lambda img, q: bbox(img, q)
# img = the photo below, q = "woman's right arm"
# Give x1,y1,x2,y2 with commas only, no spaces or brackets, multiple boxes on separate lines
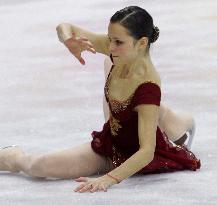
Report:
56,23,110,56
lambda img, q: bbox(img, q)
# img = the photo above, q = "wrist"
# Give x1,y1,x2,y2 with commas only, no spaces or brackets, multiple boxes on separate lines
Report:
103,175,117,185
56,24,73,43
59,33,72,44
106,173,121,184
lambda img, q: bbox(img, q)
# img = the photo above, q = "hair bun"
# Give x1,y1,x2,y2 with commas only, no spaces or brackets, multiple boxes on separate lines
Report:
150,26,160,43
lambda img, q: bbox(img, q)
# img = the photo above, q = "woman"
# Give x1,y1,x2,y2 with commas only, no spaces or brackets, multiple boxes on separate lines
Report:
0,6,200,193
103,56,195,146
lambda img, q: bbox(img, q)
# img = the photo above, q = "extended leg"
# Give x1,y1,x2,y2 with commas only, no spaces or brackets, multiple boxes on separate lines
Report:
0,142,114,179
158,104,195,142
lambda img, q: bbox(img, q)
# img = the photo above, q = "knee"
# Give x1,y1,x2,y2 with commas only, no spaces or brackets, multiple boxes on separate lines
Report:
158,104,169,129
27,155,49,178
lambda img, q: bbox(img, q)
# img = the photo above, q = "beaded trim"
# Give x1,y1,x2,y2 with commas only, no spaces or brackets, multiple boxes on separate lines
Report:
111,145,126,168
109,111,122,136
105,66,134,113
109,95,133,113
105,65,156,113
105,65,157,136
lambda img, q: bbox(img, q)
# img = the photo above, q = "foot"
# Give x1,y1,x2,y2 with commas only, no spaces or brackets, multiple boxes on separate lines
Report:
174,134,188,146
0,145,24,173
174,119,196,150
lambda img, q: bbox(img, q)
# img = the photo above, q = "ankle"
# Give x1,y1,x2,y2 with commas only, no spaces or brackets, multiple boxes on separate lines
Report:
0,147,24,173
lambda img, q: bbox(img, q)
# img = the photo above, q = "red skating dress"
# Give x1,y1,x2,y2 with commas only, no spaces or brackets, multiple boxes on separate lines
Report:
91,57,201,175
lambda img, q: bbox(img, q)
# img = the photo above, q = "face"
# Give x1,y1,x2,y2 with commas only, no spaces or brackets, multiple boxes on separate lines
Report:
108,22,139,66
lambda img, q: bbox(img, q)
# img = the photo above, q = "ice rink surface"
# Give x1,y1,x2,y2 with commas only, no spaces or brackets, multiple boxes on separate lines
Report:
0,0,216,204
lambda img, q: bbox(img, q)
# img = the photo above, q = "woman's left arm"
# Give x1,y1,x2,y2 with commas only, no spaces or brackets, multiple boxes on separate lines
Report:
74,104,159,193
103,104,159,181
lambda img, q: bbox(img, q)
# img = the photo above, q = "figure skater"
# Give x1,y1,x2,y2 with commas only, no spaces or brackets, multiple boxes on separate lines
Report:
0,6,200,193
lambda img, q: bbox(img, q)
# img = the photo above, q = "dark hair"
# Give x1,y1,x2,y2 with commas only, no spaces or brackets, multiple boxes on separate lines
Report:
110,6,159,50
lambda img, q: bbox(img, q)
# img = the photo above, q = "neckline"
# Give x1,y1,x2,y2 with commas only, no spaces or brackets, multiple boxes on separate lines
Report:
109,54,133,80
106,64,159,103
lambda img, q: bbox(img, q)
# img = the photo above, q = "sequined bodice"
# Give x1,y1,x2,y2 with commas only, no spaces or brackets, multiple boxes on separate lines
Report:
105,64,156,113
104,63,158,136
105,65,134,113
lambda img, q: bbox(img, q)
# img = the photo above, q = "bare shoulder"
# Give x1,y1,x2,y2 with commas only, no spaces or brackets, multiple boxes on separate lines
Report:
133,67,161,113
134,66,161,88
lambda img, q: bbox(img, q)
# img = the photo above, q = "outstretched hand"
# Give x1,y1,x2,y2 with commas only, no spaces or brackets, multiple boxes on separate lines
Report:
74,176,116,193
64,32,96,65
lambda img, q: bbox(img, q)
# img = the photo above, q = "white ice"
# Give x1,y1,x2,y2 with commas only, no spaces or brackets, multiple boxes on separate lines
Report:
0,0,216,204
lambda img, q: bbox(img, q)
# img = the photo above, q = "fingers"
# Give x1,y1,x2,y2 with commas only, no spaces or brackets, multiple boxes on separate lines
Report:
83,40,93,47
71,34,93,47
90,185,98,193
74,183,92,193
90,185,107,193
65,33,96,65
86,46,96,54
74,184,107,193
72,53,85,65
75,36,96,54
79,40,96,54
68,50,85,65
74,183,86,192
79,36,88,41
77,56,85,65
74,177,108,193
85,42,96,52
101,185,108,192
67,43,95,65
79,184,93,193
